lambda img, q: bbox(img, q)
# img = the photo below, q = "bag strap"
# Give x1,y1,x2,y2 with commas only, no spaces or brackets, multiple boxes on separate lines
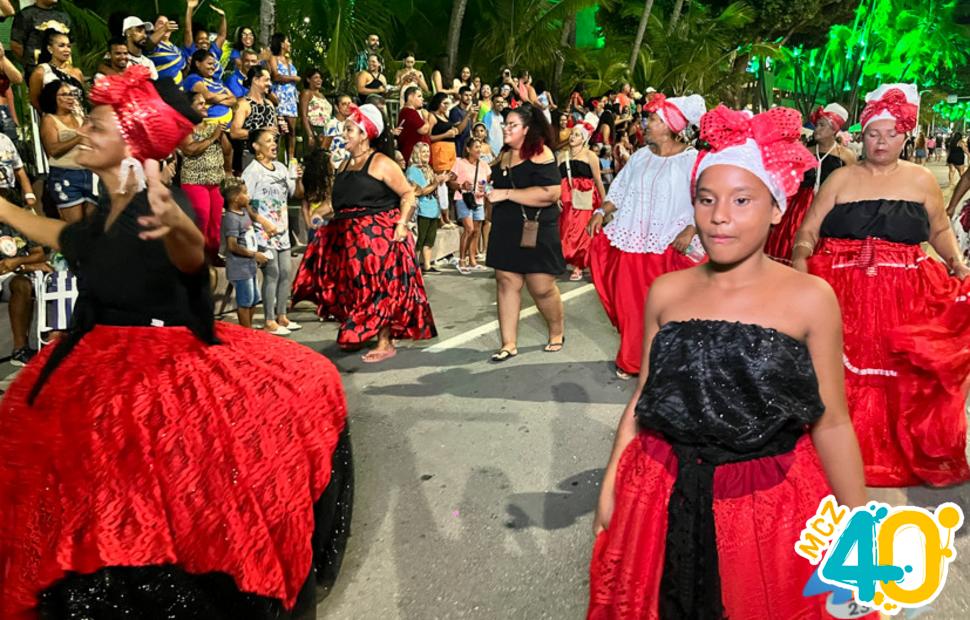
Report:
564,150,573,185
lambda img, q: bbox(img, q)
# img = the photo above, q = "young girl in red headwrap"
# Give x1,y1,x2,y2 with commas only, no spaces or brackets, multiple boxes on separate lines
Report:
0,66,352,619
588,105,869,619
793,84,970,487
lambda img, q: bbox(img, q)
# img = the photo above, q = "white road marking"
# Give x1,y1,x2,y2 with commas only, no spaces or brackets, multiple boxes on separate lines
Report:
424,283,596,353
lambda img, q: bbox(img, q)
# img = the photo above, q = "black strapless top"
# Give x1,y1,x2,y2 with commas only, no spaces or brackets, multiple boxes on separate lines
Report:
559,158,594,180
820,199,929,244
636,320,823,620
332,151,400,220
801,153,846,189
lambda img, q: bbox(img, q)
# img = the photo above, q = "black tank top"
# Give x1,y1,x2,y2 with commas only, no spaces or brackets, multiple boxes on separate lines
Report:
332,151,400,220
819,199,930,244
559,158,594,180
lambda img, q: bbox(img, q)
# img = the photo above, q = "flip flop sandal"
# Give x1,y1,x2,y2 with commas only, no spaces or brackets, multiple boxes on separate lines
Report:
361,348,397,363
490,348,518,362
569,271,583,281
544,337,565,353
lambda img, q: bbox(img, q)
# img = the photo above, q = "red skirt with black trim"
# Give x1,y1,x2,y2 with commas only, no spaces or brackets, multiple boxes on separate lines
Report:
588,433,836,619
589,234,699,375
559,177,601,269
766,185,815,264
291,209,436,347
0,323,347,618
809,237,970,487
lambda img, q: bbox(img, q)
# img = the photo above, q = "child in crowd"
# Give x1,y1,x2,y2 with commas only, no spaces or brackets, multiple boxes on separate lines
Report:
301,147,334,245
598,145,613,190
220,177,267,329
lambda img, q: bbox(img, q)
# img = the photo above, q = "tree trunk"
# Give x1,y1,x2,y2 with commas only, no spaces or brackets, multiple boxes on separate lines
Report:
668,0,686,31
445,0,470,80
628,0,656,75
259,0,275,47
553,15,576,97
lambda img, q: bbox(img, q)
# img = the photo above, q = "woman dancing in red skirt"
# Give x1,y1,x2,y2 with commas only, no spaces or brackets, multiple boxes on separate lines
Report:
589,104,868,620
588,93,706,379
765,102,856,263
793,83,970,487
0,67,352,619
292,103,436,362
558,120,606,281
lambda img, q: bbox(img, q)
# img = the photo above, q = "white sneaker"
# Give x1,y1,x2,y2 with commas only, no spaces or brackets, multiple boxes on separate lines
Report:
283,321,302,331
267,325,292,336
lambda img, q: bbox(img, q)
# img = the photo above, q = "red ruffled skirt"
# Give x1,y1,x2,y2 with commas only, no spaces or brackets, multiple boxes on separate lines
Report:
588,433,833,619
809,237,970,487
292,210,436,347
0,323,347,618
590,235,699,374
766,185,814,264
559,177,601,269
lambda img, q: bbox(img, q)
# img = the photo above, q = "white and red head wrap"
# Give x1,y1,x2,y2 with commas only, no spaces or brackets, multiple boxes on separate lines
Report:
810,103,849,131
691,105,815,213
573,121,595,144
89,65,196,161
644,93,706,134
348,103,385,140
860,83,919,133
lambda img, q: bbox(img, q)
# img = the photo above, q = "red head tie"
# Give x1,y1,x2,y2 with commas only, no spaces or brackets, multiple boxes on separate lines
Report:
644,93,689,134
860,88,918,133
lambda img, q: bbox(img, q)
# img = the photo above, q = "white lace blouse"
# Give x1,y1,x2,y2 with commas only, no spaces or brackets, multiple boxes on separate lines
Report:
603,147,698,254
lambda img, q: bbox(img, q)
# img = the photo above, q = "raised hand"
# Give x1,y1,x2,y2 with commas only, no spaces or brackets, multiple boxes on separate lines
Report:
138,159,185,240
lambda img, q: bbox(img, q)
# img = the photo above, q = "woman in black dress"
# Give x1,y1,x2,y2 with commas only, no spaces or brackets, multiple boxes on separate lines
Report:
947,131,968,188
0,67,352,619
485,103,564,361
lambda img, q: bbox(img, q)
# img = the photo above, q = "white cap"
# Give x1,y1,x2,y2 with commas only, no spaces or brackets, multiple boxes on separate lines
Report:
695,138,790,212
664,94,706,130
122,17,153,35
822,103,849,125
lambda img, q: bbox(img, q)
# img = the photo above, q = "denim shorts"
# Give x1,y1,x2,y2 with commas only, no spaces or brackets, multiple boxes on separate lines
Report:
232,277,261,308
48,167,97,209
456,198,485,222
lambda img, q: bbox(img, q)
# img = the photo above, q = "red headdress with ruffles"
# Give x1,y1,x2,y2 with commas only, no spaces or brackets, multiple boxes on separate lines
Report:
644,93,689,133
691,105,815,211
810,103,849,132
89,65,197,162
860,84,919,133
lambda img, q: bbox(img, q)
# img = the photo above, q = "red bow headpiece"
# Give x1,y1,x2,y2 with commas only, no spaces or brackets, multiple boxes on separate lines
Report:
691,105,815,210
860,87,918,133
644,93,688,133
89,65,196,162
810,105,847,132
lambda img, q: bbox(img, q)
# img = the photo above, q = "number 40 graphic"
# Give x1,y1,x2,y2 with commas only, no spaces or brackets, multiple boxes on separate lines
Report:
816,501,963,615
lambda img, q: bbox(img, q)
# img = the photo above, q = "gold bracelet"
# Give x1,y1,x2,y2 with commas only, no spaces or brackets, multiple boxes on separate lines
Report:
793,240,815,253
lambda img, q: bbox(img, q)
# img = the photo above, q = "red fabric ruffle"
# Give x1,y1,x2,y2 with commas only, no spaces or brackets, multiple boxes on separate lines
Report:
291,209,436,346
559,177,601,269
765,185,815,264
588,433,837,619
0,323,347,618
589,235,698,374
809,238,970,487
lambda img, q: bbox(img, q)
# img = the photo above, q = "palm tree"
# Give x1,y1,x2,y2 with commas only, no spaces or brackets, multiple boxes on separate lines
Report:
628,0,656,75
668,0,687,30
446,0,470,79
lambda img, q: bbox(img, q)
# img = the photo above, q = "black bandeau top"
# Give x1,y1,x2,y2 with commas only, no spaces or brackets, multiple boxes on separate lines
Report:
820,199,929,245
636,320,823,459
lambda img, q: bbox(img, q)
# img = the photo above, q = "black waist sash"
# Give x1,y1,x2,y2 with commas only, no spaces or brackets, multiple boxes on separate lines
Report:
659,430,803,620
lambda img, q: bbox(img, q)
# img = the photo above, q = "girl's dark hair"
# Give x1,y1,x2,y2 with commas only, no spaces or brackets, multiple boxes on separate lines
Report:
248,127,275,154
38,29,71,65
506,103,555,160
572,83,585,94
270,33,287,56
534,79,547,93
302,67,322,89
188,48,214,75
38,80,67,115
302,148,334,202
233,26,254,52
949,133,963,150
244,65,269,89
428,92,449,113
